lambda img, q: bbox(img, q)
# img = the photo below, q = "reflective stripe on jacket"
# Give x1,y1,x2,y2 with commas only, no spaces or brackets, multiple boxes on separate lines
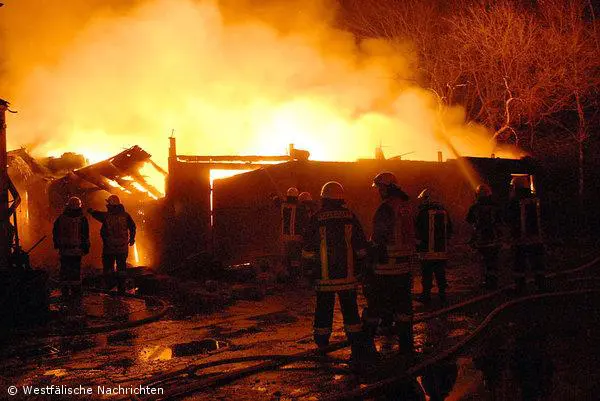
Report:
302,204,368,292
507,194,542,245
416,204,451,260
466,198,503,248
372,196,417,276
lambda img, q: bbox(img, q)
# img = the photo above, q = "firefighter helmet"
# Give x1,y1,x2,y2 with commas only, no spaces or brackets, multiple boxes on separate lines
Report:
320,181,344,200
476,184,492,198
372,172,398,188
66,196,82,210
106,194,121,206
286,187,299,198
417,188,431,201
298,191,312,202
510,174,531,190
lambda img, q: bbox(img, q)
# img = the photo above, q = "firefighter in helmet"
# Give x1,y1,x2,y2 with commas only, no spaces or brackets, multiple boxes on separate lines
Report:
506,174,546,293
415,188,453,304
53,196,90,300
298,191,316,218
88,195,136,293
301,181,372,366
364,172,416,354
466,184,503,289
276,187,304,281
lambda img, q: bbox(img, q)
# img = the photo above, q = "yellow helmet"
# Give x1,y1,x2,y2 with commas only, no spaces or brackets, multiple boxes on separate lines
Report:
320,181,344,200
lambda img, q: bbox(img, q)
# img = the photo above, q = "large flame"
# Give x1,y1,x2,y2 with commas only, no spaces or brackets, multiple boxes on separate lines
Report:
1,0,523,172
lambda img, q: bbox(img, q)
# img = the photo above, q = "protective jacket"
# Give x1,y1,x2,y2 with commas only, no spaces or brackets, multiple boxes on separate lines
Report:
466,196,503,248
371,189,416,275
53,208,90,256
302,200,368,292
506,190,542,245
280,197,303,242
90,204,136,254
415,201,452,260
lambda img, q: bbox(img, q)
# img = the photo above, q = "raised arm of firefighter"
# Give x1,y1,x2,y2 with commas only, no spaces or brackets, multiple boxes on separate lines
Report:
88,208,106,223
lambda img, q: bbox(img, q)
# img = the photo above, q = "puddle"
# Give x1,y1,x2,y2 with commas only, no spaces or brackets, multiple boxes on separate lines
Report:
107,331,137,345
171,339,228,356
43,368,68,378
250,311,298,325
139,339,228,362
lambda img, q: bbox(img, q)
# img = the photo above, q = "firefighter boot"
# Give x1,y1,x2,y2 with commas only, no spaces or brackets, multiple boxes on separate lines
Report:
438,289,447,305
417,292,432,305
483,275,498,290
514,277,526,295
535,274,548,292
60,285,72,303
396,322,415,359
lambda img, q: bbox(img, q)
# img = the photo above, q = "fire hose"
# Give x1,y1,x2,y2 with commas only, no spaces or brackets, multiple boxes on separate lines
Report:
134,253,600,401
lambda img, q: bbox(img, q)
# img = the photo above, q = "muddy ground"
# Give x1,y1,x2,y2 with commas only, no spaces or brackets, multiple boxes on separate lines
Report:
1,242,599,400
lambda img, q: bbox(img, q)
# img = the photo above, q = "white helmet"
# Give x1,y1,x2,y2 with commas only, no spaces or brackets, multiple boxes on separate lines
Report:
298,192,312,202
286,187,299,198
320,181,344,200
66,196,82,209
476,184,492,198
372,171,398,188
106,194,121,206
417,188,431,202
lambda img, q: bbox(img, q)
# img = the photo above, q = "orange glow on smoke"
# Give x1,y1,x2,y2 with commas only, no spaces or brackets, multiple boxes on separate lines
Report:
2,0,525,173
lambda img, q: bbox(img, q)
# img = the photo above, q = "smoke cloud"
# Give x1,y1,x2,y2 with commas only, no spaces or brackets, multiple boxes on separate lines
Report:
1,0,509,167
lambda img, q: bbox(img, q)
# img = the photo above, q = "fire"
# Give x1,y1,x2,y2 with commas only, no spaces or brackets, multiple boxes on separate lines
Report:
2,0,524,169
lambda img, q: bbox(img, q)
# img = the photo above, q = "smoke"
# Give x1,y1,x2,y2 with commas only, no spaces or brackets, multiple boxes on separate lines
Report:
0,0,511,166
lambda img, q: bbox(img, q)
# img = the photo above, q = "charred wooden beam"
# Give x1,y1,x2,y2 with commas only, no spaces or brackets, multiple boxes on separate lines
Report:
177,155,292,163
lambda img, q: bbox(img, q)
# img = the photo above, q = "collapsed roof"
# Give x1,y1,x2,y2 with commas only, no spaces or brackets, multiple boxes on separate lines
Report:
49,145,166,208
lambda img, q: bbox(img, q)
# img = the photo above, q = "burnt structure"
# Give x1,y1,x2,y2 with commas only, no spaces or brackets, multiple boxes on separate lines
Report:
166,138,537,267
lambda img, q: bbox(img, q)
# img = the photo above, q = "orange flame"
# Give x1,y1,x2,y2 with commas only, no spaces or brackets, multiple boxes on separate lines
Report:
2,0,524,175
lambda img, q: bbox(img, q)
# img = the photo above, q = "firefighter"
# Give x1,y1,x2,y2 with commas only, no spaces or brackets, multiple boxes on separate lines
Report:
278,187,303,281
52,196,90,301
506,174,546,293
365,172,416,354
415,188,453,304
88,195,136,293
466,184,503,289
301,181,371,366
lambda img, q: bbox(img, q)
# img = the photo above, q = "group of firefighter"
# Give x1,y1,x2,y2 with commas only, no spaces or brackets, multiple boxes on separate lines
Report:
277,171,546,367
52,194,136,300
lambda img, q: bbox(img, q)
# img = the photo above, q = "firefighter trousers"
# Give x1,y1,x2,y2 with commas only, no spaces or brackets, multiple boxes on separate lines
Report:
313,290,364,353
283,240,302,280
478,246,500,288
103,253,128,291
60,255,82,298
513,243,546,289
421,260,447,296
362,273,413,352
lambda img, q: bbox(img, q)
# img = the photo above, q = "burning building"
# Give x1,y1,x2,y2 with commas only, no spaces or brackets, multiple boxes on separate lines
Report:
165,137,537,269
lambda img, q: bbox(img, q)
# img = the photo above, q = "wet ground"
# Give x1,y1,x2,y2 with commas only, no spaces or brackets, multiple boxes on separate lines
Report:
1,243,599,400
